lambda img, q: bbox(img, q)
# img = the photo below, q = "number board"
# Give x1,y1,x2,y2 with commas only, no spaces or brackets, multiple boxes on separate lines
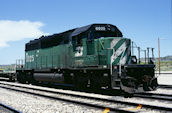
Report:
95,26,106,31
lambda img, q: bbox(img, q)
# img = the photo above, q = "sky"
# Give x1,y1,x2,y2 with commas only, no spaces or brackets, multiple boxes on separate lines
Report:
0,0,171,64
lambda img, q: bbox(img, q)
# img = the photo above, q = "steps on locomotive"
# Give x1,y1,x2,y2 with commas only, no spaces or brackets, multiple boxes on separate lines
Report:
112,86,120,90
114,79,121,87
115,79,120,84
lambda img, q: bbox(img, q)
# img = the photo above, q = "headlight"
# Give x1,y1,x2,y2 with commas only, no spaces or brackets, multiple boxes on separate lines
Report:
114,66,117,70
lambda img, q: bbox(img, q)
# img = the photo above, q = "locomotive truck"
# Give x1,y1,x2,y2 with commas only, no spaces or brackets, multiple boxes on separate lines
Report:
16,23,158,93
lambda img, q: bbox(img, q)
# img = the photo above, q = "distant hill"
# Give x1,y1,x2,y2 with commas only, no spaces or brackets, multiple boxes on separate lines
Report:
0,64,15,71
140,55,172,62
160,55,172,61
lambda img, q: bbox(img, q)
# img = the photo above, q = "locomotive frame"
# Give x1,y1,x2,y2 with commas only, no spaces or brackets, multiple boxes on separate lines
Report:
15,24,158,94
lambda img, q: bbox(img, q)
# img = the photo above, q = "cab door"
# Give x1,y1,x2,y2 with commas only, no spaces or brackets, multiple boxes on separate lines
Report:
85,31,98,66
72,36,84,67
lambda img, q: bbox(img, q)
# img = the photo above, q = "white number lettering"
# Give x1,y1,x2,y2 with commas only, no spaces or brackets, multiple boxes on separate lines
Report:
95,27,106,31
26,53,34,62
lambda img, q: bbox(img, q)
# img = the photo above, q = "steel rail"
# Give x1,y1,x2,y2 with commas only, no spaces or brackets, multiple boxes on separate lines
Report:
0,102,21,113
155,73,172,74
135,92,172,97
134,93,172,102
158,84,172,88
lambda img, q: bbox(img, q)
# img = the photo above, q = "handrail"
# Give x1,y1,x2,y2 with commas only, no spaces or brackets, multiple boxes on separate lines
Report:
98,39,105,49
119,47,127,77
110,46,127,75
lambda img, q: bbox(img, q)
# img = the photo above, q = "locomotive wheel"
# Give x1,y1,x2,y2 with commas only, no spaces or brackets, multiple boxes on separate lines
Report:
9,75,15,82
120,86,133,98
121,90,133,98
124,93,133,98
90,79,101,90
74,79,88,89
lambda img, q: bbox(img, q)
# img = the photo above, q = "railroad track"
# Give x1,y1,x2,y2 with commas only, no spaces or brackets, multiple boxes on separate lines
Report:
155,73,172,75
0,82,135,113
158,84,172,89
0,82,172,112
134,92,172,102
0,102,21,113
136,92,172,97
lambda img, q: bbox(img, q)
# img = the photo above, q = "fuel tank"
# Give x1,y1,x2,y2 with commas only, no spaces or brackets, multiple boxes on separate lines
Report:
33,73,64,83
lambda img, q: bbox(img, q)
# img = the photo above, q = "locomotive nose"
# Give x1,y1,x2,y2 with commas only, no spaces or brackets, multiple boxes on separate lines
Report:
110,38,131,65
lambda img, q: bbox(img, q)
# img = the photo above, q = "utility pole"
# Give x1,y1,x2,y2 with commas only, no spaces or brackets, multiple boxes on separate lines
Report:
158,38,160,74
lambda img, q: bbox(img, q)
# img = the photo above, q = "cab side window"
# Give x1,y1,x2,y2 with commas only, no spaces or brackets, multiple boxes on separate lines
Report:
72,35,83,51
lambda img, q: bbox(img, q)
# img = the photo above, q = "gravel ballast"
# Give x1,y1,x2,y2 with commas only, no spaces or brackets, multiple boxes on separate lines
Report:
0,81,172,113
0,88,102,113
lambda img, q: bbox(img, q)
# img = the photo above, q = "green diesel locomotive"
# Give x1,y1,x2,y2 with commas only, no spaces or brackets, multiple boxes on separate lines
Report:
16,24,158,93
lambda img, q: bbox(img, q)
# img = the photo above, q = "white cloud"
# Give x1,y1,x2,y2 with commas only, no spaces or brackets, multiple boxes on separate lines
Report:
0,20,48,47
